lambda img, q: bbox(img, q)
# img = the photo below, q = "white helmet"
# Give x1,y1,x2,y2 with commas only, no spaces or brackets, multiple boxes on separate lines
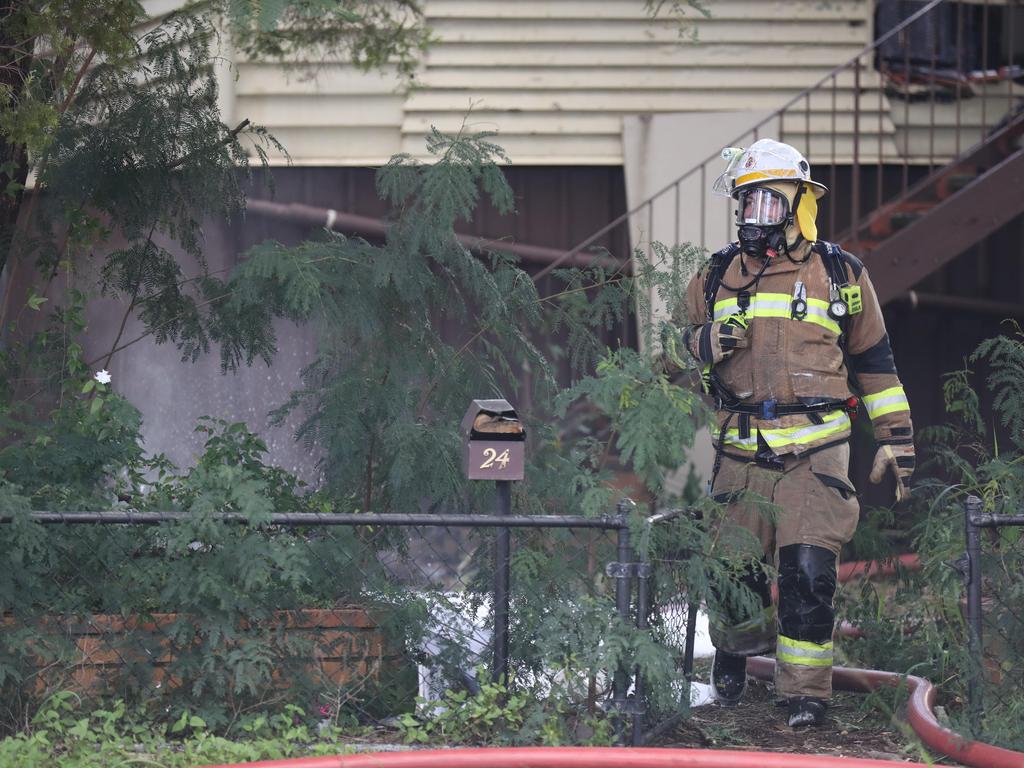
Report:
712,138,828,200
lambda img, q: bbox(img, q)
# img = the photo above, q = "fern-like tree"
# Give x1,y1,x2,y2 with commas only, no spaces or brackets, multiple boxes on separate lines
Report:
1,0,752,734
0,1,429,430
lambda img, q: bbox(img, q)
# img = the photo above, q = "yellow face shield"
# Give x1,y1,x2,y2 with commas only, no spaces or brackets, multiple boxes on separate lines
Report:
795,183,818,242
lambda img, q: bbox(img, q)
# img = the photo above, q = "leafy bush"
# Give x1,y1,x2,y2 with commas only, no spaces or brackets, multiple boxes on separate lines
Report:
0,406,429,732
0,692,365,767
838,325,1024,750
3,87,752,742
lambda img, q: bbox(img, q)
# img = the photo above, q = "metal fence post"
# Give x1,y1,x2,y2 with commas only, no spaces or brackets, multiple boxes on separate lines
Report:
632,547,651,747
493,479,512,686
609,498,636,746
964,494,983,733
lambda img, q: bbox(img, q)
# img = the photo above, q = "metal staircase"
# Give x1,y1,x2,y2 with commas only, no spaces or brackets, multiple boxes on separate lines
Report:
843,111,1024,303
542,0,1024,303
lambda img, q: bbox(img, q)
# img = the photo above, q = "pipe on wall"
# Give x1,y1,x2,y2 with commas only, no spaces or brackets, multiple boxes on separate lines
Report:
244,199,625,272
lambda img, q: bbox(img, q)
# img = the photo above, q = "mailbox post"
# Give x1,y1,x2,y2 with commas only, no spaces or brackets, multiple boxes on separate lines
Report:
461,399,525,685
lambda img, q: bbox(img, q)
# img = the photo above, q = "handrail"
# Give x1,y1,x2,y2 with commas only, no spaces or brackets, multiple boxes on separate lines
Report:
534,0,959,282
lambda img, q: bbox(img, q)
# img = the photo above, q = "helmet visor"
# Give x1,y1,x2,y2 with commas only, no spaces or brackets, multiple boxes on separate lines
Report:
737,187,789,226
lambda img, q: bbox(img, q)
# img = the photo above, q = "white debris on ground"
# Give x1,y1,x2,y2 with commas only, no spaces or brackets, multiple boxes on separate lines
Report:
417,592,491,704
683,606,718,707
411,591,720,708
687,681,717,707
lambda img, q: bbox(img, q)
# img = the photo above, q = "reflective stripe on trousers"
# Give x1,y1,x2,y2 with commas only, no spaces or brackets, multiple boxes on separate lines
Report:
777,634,833,668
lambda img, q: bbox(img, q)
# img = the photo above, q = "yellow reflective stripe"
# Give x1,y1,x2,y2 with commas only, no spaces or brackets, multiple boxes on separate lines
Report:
713,294,841,335
736,169,799,186
723,411,851,451
777,635,833,668
713,297,740,316
863,386,910,420
779,636,833,653
777,650,833,667
804,298,843,334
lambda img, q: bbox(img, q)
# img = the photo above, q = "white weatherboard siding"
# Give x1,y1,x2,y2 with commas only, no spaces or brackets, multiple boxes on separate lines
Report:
144,0,1024,167
227,0,877,166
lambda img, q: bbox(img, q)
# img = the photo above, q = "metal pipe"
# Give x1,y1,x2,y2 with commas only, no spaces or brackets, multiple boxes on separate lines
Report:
244,199,623,273
964,495,983,735
1009,0,1016,118
493,480,512,686
852,60,861,249
3,511,627,530
955,2,964,158
981,0,989,135
830,73,837,237
903,33,911,195
899,290,1024,317
929,27,937,173
877,61,884,211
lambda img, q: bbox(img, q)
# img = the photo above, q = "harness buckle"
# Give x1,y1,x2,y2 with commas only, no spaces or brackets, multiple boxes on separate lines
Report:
761,399,778,420
754,452,786,471
844,396,860,421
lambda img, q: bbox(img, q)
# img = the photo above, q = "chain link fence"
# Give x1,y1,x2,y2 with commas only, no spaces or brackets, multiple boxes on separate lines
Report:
1,502,684,744
960,495,1024,748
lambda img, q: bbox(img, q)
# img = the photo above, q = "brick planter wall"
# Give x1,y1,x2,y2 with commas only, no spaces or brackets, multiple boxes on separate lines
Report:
5,607,400,697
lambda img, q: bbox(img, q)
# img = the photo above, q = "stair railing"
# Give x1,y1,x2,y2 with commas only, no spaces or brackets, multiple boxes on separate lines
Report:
535,0,1020,281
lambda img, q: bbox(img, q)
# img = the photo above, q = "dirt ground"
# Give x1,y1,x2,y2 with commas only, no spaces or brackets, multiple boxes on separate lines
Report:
649,674,958,764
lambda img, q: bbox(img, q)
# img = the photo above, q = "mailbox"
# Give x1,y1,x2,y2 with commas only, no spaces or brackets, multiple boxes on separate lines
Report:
461,399,525,481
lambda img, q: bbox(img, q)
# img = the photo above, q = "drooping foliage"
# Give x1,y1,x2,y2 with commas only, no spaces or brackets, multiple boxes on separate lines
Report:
228,0,431,80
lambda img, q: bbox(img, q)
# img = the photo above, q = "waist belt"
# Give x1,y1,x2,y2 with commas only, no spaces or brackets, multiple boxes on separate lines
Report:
717,398,855,421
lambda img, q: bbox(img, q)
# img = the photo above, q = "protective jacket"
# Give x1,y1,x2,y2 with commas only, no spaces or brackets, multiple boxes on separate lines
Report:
682,240,913,457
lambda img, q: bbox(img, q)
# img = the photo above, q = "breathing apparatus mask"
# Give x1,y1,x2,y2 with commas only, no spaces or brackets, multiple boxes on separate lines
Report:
735,185,804,260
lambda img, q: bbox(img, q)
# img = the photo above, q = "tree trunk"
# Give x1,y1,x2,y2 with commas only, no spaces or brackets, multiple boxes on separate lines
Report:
0,0,33,282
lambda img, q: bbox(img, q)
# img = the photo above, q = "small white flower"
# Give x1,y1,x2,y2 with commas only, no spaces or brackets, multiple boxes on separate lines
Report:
94,369,112,384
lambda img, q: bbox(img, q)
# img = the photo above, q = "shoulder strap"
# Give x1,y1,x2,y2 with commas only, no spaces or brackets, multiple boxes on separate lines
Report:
812,240,858,350
813,240,865,284
703,243,740,322
812,240,850,288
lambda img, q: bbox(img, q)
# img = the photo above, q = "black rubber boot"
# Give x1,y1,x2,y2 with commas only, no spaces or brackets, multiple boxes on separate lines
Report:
787,696,827,727
711,651,747,706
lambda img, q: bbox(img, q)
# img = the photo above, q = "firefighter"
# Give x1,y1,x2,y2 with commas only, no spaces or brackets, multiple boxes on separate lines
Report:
667,139,915,727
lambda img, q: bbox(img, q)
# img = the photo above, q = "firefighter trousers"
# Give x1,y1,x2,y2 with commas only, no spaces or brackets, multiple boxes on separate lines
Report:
707,441,860,699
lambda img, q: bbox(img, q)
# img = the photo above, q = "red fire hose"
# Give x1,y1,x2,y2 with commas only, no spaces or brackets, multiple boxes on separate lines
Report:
747,657,1024,768
207,746,931,768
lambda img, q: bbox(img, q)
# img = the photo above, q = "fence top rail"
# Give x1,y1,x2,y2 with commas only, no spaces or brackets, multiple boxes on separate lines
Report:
969,513,1024,528
1,510,629,530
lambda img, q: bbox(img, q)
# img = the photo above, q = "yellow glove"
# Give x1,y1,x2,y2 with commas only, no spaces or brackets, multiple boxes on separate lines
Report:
869,443,915,502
